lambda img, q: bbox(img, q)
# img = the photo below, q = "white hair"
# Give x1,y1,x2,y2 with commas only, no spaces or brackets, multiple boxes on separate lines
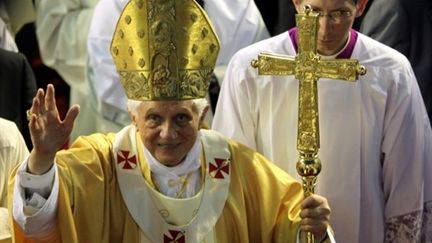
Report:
127,98,208,118
127,99,142,117
191,98,209,117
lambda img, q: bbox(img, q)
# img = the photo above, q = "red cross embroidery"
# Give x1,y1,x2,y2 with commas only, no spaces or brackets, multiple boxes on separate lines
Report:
117,150,137,170
209,158,230,179
163,230,185,243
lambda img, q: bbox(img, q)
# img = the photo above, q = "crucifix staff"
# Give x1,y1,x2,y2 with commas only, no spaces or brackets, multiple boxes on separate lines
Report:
251,5,366,243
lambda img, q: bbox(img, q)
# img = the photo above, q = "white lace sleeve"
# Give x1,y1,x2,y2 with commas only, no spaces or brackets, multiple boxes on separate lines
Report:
421,201,432,242
384,201,432,242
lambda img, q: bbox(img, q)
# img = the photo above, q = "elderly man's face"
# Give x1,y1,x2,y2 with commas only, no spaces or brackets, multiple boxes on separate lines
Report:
133,100,204,166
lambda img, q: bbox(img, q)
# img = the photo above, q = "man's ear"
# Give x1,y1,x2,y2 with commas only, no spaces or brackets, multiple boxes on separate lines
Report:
355,0,369,17
199,105,210,128
292,0,302,13
128,110,138,131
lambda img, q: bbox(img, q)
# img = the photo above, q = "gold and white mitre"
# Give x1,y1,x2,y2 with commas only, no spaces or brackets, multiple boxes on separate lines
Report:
110,0,220,101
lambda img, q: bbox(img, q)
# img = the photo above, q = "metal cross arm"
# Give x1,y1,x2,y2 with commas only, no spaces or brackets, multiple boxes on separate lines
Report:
251,52,366,81
250,51,366,155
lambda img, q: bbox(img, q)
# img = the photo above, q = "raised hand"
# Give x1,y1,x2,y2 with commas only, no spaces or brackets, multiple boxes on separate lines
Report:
300,194,331,242
27,84,80,174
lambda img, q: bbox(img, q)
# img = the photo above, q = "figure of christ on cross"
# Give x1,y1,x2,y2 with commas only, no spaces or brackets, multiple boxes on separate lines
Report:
251,5,366,243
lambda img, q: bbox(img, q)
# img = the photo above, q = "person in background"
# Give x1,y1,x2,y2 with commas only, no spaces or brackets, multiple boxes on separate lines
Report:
359,0,432,122
9,1,334,242
0,118,29,243
254,0,297,36
212,0,432,242
0,0,35,37
0,48,37,149
86,0,270,131
254,0,371,36
34,0,100,141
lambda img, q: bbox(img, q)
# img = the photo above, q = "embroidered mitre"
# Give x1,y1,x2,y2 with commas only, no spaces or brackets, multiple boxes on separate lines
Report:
110,0,220,101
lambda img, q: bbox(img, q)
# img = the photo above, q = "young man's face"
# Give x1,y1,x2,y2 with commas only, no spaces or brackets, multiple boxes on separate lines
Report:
133,100,204,166
293,0,367,55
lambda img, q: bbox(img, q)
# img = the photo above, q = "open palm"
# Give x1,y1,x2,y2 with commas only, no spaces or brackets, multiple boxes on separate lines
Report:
29,84,80,160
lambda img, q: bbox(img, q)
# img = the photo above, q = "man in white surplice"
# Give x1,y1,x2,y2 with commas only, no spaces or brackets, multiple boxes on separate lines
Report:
35,0,100,141
212,0,432,242
9,0,335,242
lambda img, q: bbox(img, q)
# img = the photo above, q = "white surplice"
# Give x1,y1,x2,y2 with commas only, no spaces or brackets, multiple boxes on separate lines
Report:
35,0,100,140
212,30,432,243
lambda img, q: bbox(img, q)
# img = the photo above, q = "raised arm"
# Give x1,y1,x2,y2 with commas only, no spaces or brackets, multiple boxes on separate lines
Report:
27,84,79,174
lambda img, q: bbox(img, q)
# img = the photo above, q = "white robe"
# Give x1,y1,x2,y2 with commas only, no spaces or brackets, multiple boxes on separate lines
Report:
212,30,432,243
35,0,100,140
86,0,269,131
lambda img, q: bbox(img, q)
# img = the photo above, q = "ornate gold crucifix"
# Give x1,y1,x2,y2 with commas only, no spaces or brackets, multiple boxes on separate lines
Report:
251,5,366,243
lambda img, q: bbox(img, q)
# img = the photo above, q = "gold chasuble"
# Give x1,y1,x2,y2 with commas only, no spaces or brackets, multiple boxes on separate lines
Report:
9,127,304,242
8,0,309,242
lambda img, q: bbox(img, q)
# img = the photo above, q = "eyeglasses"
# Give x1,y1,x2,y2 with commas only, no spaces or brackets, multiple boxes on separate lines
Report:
313,10,353,23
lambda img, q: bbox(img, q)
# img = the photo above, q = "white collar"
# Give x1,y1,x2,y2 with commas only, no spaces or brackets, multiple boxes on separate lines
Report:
144,133,202,198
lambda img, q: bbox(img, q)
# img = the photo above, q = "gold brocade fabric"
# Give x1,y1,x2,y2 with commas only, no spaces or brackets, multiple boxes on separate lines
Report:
110,0,220,101
9,131,304,242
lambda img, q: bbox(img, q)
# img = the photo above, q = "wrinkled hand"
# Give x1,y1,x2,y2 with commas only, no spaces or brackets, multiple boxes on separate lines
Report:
28,84,80,174
300,194,331,241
